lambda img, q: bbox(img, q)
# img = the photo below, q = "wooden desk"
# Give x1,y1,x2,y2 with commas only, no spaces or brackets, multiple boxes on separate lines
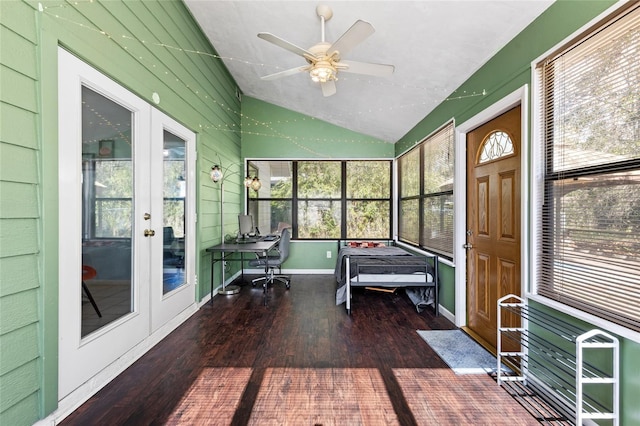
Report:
206,238,279,299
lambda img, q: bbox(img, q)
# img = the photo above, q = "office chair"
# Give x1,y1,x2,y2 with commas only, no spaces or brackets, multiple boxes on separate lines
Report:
249,227,291,289
163,226,183,268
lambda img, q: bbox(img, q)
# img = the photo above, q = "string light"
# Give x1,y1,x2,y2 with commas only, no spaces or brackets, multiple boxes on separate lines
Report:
39,1,487,153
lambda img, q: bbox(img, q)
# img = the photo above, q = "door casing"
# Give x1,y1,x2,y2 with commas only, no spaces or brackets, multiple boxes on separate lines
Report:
453,86,530,328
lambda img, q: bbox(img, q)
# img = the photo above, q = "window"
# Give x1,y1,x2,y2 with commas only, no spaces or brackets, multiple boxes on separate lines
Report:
398,122,454,258
247,161,293,237
535,4,640,332
346,161,391,239
90,159,133,238
298,161,342,238
398,149,420,245
248,160,392,240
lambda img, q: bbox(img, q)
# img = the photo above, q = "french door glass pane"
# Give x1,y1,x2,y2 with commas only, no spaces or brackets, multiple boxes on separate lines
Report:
163,130,186,294
81,86,133,337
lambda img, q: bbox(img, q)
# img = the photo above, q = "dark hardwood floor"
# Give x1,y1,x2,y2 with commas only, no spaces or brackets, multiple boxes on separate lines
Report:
61,274,551,425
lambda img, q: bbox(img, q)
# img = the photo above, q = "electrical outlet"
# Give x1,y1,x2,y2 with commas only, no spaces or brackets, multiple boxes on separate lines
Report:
326,251,332,259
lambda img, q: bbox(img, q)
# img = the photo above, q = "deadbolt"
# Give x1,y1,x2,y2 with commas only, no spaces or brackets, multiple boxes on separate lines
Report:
144,229,156,237
143,213,151,220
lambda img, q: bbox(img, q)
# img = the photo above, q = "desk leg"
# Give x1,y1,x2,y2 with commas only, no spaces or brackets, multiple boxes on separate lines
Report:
219,252,240,295
262,250,270,294
261,250,269,306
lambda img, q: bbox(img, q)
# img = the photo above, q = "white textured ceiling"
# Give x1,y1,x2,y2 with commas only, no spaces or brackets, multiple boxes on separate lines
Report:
184,1,554,142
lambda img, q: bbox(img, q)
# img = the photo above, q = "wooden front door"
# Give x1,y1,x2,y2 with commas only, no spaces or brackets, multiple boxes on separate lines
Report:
466,105,521,351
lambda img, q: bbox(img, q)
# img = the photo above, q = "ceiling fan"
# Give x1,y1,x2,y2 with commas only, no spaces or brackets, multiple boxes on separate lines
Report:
257,5,395,97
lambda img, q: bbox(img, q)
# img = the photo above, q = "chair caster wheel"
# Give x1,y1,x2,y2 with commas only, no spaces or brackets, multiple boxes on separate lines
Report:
285,282,290,289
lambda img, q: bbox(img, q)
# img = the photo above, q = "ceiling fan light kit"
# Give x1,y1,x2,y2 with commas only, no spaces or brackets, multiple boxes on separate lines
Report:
309,63,336,83
257,4,394,96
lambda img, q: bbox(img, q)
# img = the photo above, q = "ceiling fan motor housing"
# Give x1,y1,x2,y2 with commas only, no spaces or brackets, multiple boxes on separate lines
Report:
316,5,333,21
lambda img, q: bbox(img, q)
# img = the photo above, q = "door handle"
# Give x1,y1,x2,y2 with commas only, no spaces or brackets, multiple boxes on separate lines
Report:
144,229,156,237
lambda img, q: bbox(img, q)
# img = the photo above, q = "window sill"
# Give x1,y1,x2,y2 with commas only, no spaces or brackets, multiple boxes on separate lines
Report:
527,293,640,345
395,241,455,268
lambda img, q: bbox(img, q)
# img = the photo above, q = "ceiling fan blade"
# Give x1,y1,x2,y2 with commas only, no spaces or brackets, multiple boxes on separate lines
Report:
328,20,375,58
340,60,395,77
257,32,314,58
320,80,337,97
260,66,308,81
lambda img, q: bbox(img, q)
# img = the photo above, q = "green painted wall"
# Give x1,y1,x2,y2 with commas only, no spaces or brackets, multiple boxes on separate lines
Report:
1,0,241,423
241,96,393,159
287,241,339,271
1,1,48,424
436,263,454,315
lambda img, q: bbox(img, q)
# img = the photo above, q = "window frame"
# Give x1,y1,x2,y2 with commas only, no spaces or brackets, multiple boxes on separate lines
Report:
397,121,455,259
531,1,640,342
246,159,393,240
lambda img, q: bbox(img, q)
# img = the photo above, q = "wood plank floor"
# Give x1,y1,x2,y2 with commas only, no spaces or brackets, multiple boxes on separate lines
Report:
61,274,551,425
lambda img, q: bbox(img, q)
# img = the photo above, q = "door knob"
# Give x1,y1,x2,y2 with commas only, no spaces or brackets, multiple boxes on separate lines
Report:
463,243,473,250
144,229,156,237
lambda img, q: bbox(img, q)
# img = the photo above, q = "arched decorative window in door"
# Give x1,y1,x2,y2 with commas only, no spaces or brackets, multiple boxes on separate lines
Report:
477,130,515,164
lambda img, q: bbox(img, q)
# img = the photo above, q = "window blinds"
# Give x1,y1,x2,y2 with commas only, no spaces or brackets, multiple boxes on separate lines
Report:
398,122,454,257
537,4,640,332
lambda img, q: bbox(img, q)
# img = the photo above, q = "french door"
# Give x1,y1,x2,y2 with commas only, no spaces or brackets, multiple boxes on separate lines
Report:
150,108,197,332
58,48,196,398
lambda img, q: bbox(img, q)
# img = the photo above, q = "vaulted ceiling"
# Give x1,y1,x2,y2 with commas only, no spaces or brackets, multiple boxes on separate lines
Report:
184,1,554,143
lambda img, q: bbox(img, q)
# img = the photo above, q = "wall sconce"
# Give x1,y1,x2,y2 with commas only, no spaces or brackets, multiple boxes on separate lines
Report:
250,176,262,192
210,164,261,192
210,165,223,182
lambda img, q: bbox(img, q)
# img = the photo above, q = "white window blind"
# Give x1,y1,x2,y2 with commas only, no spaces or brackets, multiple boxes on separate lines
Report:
422,123,454,257
398,148,420,245
398,122,454,257
537,4,640,332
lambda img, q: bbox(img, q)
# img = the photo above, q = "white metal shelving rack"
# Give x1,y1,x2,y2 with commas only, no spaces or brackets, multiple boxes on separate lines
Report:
497,294,619,425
